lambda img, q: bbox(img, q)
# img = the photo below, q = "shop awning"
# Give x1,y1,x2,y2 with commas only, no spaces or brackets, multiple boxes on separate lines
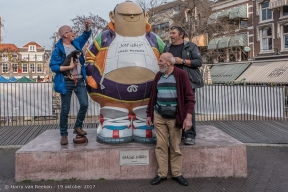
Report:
207,12,220,24
218,9,231,18
229,33,248,47
8,76,17,82
236,60,288,83
229,4,247,19
15,76,33,83
208,37,222,50
0,75,10,83
192,34,208,47
218,37,231,49
210,63,250,83
269,0,288,9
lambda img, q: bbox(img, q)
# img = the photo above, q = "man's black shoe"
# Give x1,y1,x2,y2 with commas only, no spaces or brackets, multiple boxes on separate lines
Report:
151,175,167,185
184,138,195,145
172,175,188,186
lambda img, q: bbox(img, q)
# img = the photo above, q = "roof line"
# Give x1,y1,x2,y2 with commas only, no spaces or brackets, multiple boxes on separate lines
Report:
21,41,44,48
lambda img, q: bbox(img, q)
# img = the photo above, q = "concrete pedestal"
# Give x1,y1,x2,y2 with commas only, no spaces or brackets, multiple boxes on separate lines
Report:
15,126,247,181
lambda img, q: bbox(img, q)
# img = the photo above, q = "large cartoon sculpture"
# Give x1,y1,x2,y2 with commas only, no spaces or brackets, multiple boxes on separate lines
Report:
85,1,164,144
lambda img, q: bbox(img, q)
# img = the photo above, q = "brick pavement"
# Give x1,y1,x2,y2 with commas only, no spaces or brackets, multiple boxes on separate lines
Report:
1,146,288,192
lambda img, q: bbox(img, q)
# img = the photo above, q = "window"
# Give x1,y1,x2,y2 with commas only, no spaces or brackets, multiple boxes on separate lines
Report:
160,23,169,32
37,64,42,72
283,6,288,16
28,45,36,52
22,54,29,61
29,54,36,61
30,63,35,73
152,25,160,33
12,54,18,59
262,27,273,50
283,25,288,49
261,2,272,21
2,63,8,73
152,22,169,38
36,55,42,61
1,54,8,61
12,64,18,73
240,19,248,29
22,64,28,73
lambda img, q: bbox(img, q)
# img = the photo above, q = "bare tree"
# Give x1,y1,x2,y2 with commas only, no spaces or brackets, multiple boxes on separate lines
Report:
136,0,166,23
145,0,234,40
161,0,213,41
146,0,246,63
0,17,4,42
50,32,59,49
71,13,108,43
50,13,108,48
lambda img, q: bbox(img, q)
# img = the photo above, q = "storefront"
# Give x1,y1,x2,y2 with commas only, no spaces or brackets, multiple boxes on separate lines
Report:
236,60,288,84
210,63,250,83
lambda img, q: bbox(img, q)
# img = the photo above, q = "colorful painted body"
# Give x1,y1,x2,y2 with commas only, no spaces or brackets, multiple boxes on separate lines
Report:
85,23,164,112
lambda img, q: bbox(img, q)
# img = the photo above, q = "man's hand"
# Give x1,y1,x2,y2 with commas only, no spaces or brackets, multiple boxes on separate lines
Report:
146,117,153,127
183,114,192,132
84,19,92,31
69,59,76,69
174,57,183,65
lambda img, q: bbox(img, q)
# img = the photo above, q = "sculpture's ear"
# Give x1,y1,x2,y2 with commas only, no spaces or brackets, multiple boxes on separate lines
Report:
145,12,149,23
109,11,115,24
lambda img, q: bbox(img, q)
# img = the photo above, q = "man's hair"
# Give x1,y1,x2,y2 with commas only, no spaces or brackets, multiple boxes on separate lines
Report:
170,26,185,39
166,54,175,65
58,25,70,38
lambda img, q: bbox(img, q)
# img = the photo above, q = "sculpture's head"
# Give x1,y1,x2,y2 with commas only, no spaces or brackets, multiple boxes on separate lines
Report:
109,1,149,36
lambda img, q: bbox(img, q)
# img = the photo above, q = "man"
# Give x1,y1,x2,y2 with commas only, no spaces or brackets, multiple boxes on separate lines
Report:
146,52,195,186
50,20,92,145
164,26,203,145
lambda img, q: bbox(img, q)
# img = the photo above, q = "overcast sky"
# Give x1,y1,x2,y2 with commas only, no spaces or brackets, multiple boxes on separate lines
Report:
0,0,140,49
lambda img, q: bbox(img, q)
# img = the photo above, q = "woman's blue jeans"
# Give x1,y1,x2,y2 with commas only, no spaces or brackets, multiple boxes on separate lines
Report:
60,79,88,136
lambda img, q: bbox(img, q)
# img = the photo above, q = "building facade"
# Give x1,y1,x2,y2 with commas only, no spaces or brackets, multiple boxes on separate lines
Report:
205,0,288,85
0,44,19,78
207,0,251,63
253,0,288,58
149,0,211,62
15,42,51,81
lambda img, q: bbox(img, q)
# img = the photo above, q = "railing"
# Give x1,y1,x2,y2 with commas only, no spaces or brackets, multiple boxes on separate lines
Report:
0,82,99,127
0,82,287,127
195,84,287,121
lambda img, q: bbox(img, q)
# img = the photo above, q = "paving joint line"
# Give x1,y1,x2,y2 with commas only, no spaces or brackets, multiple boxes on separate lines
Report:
0,145,23,149
245,143,288,147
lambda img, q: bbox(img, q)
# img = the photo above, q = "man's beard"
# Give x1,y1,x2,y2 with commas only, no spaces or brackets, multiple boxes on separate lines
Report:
159,64,168,73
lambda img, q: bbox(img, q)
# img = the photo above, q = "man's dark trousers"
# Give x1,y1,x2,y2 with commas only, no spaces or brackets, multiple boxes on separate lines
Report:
59,79,88,136
183,89,196,139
